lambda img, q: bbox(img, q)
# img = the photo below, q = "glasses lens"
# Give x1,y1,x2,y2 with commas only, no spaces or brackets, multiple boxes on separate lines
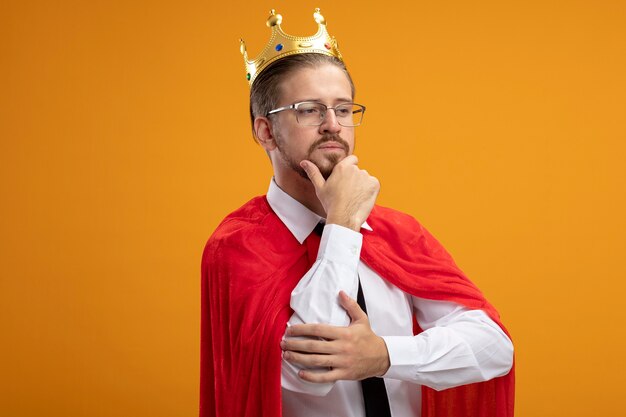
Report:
295,102,325,126
336,104,365,127
293,102,366,126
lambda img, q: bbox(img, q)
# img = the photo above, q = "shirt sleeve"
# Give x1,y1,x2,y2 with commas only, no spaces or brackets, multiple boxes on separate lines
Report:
281,224,362,395
381,297,514,391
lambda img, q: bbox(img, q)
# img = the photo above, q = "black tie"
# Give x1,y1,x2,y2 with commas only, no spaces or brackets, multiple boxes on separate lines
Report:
313,222,392,417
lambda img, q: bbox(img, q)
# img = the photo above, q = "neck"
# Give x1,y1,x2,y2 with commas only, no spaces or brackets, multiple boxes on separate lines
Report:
274,171,326,218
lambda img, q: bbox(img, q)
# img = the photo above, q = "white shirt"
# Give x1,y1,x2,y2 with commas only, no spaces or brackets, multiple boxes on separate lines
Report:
267,179,513,417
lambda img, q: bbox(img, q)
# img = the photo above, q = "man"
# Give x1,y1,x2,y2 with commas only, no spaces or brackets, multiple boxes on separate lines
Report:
201,9,514,417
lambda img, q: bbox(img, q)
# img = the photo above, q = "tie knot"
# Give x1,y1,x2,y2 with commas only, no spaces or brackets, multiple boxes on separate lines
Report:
313,221,325,236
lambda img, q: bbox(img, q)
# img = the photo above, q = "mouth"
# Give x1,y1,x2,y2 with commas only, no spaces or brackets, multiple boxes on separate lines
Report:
317,143,347,152
308,135,350,155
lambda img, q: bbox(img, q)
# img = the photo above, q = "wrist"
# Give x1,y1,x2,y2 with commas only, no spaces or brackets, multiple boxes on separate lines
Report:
376,336,391,377
326,214,361,231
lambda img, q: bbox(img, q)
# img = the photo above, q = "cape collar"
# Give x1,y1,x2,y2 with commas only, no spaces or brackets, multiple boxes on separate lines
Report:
266,178,372,244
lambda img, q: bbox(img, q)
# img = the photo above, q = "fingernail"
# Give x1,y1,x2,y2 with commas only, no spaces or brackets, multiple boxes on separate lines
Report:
280,340,285,349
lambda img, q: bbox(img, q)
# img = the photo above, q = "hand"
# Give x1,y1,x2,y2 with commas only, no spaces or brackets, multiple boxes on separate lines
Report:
280,291,390,383
300,155,380,231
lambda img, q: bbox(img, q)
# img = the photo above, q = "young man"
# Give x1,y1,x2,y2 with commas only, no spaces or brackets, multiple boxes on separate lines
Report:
201,9,514,417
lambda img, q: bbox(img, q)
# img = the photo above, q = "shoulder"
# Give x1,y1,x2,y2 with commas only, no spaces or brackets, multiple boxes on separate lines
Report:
368,204,424,237
366,205,454,262
202,196,292,262
204,196,271,252
210,196,273,239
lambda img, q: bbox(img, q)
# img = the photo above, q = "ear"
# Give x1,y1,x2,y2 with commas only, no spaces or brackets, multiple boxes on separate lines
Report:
254,116,277,151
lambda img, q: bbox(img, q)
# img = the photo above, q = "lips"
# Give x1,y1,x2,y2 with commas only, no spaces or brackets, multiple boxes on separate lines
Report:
317,141,348,151
318,144,344,150
307,135,350,155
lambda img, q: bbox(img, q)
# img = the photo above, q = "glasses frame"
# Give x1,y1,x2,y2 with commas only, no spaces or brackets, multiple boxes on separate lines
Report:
266,101,366,127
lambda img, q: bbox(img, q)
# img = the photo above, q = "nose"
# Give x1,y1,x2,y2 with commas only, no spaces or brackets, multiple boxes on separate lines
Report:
318,108,342,134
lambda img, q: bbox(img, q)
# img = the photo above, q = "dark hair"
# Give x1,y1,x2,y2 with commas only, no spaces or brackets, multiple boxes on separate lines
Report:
249,53,355,139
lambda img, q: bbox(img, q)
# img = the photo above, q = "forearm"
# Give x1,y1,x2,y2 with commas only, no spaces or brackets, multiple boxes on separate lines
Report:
382,305,513,391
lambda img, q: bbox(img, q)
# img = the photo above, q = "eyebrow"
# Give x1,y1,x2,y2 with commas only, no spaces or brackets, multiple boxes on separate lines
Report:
300,98,353,104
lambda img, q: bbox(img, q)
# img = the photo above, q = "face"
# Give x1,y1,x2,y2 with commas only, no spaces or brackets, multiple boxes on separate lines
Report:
269,64,355,180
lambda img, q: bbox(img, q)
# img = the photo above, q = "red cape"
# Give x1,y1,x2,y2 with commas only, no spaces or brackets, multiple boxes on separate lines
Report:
200,196,514,417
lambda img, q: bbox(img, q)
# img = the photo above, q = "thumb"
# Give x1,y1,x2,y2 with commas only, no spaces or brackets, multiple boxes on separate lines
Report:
339,291,367,323
300,160,325,190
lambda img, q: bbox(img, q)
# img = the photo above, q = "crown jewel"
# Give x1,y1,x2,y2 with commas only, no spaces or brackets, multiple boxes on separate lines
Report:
240,8,343,86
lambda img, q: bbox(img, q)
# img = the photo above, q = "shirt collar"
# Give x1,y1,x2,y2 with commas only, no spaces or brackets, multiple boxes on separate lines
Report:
266,178,373,244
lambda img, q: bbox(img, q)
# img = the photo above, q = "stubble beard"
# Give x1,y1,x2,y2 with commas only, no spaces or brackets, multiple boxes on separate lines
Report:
275,133,351,180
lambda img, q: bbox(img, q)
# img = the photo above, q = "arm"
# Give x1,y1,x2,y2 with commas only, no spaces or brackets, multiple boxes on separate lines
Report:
281,224,362,395
282,292,513,391
282,156,381,395
282,157,513,390
288,225,362,328
382,297,514,390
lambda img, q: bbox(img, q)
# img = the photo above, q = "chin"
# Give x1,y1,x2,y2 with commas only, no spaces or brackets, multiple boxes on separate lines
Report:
293,152,345,181
316,158,340,180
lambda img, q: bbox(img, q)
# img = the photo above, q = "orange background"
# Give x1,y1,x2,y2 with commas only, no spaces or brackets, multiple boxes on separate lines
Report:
1,0,625,416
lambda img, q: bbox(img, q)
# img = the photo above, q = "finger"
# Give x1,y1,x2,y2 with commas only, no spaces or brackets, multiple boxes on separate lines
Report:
298,368,346,384
338,154,358,166
283,351,337,368
339,290,367,322
281,338,337,354
286,323,344,340
300,160,325,189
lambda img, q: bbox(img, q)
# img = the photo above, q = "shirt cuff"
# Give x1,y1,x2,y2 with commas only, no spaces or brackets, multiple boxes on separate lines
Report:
317,224,363,268
381,336,422,380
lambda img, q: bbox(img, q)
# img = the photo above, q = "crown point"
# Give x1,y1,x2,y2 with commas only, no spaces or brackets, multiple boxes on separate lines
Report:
313,9,326,25
239,39,246,55
267,10,282,27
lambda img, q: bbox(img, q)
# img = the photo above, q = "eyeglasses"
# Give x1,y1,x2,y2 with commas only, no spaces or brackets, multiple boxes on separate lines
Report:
266,101,366,127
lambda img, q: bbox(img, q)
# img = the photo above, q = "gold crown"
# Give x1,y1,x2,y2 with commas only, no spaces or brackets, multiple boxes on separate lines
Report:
239,8,343,86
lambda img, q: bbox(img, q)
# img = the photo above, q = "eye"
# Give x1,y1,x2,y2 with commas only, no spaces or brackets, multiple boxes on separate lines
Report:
335,106,352,117
296,105,322,116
